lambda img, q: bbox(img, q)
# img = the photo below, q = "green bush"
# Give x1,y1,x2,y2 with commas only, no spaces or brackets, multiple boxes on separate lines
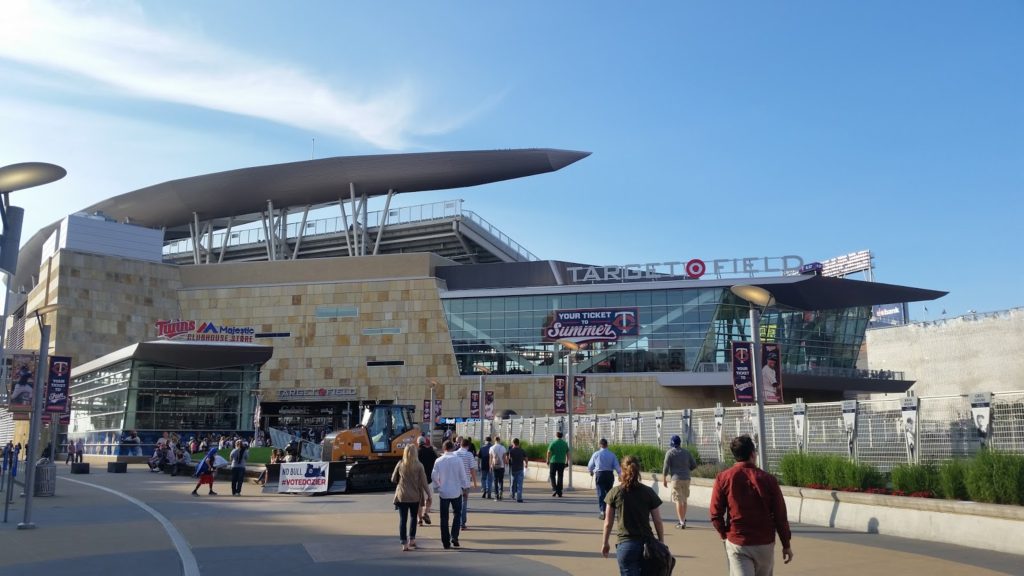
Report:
938,460,970,500
693,462,731,479
215,446,273,465
966,449,1024,505
609,444,664,473
777,452,882,490
890,464,939,495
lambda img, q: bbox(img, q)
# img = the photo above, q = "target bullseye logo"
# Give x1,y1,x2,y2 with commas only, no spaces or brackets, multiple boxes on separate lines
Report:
685,258,706,279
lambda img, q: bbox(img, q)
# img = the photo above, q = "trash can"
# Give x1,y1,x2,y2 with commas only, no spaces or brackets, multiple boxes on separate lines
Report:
34,461,56,497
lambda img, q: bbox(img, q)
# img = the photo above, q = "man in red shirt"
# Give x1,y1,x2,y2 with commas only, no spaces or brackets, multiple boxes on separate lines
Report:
710,435,794,575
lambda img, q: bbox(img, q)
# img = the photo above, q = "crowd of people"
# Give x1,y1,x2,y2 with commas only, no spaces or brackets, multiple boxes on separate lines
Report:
390,431,792,576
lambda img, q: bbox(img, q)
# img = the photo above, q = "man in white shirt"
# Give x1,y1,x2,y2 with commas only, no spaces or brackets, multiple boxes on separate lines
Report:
433,440,470,549
489,437,508,501
455,438,479,530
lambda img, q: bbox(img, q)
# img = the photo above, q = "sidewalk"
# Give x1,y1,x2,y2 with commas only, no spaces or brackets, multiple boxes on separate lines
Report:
0,464,1019,576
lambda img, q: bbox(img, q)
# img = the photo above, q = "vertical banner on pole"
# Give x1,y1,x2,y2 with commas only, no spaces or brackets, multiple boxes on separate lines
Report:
610,411,617,443
423,400,431,423
470,391,480,419
434,400,443,423
572,375,587,414
730,342,755,403
682,409,693,445
7,352,37,414
761,343,784,404
901,396,920,464
553,375,567,414
714,405,726,463
792,402,807,453
44,356,72,413
841,400,858,459
484,391,495,420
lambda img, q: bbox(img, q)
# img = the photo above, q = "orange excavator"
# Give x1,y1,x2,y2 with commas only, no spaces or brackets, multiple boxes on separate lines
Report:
321,404,421,492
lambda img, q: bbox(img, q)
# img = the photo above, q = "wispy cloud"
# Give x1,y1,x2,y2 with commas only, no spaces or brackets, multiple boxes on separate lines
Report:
1,0,428,149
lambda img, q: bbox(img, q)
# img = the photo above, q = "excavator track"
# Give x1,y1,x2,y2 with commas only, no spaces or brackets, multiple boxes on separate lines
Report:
343,459,399,493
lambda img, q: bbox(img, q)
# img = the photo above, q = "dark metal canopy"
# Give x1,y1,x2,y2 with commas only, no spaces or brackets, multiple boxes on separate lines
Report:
751,276,947,311
72,341,274,377
84,148,589,229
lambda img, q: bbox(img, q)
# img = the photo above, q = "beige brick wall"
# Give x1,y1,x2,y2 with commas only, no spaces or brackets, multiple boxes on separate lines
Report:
25,250,735,420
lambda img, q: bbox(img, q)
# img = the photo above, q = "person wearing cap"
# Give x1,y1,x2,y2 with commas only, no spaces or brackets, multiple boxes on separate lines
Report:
587,438,621,520
662,434,698,529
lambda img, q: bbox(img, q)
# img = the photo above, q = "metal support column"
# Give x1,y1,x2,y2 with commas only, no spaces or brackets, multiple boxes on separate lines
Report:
372,189,394,255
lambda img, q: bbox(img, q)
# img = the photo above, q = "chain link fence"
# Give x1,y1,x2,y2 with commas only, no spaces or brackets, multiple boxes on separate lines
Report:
456,391,1024,472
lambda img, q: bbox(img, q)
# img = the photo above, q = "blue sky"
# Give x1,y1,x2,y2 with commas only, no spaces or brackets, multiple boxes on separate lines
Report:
2,1,1021,319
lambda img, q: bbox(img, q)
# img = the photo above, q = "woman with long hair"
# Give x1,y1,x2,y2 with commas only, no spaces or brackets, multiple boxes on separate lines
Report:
600,455,665,575
392,444,432,551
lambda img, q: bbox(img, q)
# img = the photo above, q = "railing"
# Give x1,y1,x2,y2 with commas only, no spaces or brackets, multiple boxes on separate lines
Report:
456,390,1024,473
162,200,537,261
164,199,465,256
461,210,538,261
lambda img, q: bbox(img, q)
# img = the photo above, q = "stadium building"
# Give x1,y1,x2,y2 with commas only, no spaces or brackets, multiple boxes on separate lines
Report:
0,149,944,452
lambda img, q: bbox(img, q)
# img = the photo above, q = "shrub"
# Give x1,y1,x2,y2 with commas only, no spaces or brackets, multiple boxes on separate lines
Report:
609,444,665,473
693,462,731,479
938,459,969,500
777,452,882,491
963,449,1024,505
890,464,939,496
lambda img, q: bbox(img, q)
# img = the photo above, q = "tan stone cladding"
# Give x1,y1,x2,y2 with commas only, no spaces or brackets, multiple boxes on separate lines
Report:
27,250,733,418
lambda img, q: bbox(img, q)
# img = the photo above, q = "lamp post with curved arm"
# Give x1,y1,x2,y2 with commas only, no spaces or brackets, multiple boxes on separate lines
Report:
730,285,776,472
556,339,579,490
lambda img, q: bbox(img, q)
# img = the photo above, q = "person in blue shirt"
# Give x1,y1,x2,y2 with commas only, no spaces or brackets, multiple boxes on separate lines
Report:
587,438,622,520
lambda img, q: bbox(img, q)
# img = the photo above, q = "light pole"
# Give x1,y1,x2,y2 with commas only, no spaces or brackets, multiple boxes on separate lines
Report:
729,285,775,472
428,379,437,440
20,303,57,529
556,339,579,490
0,162,66,531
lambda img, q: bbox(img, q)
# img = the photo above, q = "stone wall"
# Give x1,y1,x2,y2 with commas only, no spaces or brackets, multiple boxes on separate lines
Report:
866,308,1024,396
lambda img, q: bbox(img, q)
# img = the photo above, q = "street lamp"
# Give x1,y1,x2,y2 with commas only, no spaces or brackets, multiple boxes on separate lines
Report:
556,339,579,490
0,162,66,532
729,285,775,472
19,302,58,530
475,366,490,449
428,379,438,441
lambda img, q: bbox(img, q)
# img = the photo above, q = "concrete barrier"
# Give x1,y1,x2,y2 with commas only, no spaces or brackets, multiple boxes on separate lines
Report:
107,462,128,473
524,462,1024,556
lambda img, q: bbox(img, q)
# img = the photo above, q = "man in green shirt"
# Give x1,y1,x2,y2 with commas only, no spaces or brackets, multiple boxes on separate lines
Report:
546,431,570,497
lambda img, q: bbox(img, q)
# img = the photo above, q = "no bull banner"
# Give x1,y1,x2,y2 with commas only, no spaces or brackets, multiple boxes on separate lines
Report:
279,462,329,494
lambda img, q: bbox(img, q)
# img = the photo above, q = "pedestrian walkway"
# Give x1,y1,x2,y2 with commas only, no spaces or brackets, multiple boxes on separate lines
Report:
0,464,1019,576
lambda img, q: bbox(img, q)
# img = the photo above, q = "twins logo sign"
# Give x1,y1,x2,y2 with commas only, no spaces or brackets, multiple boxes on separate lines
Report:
543,308,640,346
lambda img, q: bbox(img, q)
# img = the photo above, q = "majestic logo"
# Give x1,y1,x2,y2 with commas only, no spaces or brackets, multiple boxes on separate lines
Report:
155,319,256,342
156,319,196,339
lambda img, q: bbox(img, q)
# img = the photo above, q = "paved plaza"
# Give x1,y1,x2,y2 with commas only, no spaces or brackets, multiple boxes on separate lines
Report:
0,464,1020,576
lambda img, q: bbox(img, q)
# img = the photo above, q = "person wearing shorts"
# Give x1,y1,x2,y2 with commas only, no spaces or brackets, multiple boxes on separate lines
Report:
662,434,697,528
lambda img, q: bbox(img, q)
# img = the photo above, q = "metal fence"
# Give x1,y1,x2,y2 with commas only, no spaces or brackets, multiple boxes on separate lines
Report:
457,391,1024,472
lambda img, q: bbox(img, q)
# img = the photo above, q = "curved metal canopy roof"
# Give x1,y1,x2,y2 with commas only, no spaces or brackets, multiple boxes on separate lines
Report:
13,148,589,292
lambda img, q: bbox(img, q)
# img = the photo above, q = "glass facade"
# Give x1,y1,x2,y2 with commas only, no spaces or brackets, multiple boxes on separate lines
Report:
69,360,261,454
442,288,870,377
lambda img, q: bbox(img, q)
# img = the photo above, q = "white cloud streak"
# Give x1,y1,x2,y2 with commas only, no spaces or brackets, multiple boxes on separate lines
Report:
1,0,422,149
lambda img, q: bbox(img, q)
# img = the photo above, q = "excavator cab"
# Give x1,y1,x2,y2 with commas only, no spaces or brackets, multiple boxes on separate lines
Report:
363,404,416,453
